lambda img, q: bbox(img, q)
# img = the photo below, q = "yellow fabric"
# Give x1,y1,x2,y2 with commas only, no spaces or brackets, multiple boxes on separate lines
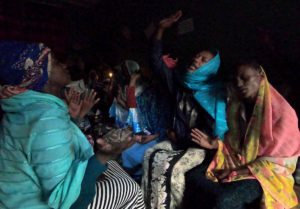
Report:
206,71,298,209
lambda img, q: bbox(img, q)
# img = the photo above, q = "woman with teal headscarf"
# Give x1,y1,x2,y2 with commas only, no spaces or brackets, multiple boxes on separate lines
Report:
142,11,228,209
0,41,145,209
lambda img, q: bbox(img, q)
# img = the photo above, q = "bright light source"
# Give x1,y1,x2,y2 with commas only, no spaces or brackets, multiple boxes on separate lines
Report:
109,72,113,78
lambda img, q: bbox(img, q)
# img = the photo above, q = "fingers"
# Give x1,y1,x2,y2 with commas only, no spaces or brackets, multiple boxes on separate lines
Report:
173,10,182,22
96,138,112,153
88,89,97,102
84,89,98,103
191,128,206,138
124,138,136,149
84,89,89,100
74,92,81,104
140,134,158,144
96,137,136,154
78,98,83,107
216,170,230,180
191,134,202,145
67,87,76,100
94,98,100,105
133,135,142,143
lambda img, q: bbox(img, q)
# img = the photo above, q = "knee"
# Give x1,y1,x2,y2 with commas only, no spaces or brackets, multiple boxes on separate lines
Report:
215,193,241,209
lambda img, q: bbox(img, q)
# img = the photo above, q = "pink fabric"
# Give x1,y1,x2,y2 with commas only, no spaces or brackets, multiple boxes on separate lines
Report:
162,54,178,69
258,84,300,158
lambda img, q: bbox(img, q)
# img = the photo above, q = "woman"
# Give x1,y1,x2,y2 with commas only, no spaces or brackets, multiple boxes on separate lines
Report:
110,60,170,182
189,60,300,209
142,11,228,209
0,41,145,209
122,70,171,182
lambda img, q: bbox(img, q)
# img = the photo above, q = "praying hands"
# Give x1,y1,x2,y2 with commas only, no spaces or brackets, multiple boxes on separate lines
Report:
64,87,100,119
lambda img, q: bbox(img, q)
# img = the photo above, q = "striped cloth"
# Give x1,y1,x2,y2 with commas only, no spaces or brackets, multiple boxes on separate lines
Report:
88,161,145,209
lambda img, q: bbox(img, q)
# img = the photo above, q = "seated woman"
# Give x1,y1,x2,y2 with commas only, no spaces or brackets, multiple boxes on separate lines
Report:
142,11,228,209
110,60,171,182
187,60,300,209
0,41,145,209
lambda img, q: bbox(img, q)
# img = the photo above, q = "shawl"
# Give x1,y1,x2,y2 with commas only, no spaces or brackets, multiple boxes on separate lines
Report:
207,70,300,209
180,53,228,140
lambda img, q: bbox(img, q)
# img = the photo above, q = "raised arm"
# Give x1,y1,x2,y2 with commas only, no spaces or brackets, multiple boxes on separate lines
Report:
151,10,182,94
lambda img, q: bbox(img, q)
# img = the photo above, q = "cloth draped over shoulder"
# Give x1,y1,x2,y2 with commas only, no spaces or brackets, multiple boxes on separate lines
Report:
207,70,300,209
179,53,228,140
0,90,94,209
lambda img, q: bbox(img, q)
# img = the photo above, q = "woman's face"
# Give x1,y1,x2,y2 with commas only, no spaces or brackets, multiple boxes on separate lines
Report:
234,65,264,101
188,50,214,73
49,55,72,87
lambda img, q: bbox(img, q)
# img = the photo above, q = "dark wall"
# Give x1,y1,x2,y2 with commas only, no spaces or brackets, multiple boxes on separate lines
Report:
0,0,299,113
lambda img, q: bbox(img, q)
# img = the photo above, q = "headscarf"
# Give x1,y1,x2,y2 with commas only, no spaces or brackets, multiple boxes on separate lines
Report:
207,68,300,208
179,53,228,140
0,41,51,94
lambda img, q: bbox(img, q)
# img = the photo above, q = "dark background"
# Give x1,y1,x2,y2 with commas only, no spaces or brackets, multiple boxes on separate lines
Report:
0,0,299,114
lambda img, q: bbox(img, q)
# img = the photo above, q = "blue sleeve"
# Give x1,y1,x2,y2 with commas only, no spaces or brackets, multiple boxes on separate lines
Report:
151,39,176,95
70,155,107,209
30,104,94,209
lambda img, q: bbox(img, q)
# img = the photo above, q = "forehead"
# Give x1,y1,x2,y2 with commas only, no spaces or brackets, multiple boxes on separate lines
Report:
195,50,214,58
236,65,259,77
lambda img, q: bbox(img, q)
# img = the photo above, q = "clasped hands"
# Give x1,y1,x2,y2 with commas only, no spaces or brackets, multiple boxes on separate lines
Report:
191,128,250,180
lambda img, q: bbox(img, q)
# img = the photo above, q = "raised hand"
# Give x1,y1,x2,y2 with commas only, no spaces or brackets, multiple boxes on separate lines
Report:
129,72,141,87
158,10,183,29
68,91,83,119
191,128,219,149
79,89,100,119
64,87,76,104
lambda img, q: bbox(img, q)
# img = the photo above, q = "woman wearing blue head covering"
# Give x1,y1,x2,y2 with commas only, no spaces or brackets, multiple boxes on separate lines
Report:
0,41,145,209
142,11,230,209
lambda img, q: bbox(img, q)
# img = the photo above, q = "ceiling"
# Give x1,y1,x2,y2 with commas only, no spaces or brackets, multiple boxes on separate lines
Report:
27,0,101,8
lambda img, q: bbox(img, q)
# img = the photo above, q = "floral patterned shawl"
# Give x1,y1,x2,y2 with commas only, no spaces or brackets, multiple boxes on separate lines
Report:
207,69,300,209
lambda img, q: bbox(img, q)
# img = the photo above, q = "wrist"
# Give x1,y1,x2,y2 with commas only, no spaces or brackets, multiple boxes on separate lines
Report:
157,27,166,32
95,151,114,165
129,80,137,87
211,138,219,149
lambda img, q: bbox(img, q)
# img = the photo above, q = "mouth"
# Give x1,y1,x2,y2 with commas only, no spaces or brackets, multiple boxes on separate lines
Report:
238,88,248,95
189,62,199,71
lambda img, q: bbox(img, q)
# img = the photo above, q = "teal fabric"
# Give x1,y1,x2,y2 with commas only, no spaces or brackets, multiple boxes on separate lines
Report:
0,90,94,209
71,156,108,209
179,53,228,140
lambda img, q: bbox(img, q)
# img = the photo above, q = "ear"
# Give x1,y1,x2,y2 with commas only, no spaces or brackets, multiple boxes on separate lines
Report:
259,71,265,79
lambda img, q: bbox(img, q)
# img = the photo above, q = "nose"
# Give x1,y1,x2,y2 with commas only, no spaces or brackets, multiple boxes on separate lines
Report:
236,78,243,87
193,56,202,62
